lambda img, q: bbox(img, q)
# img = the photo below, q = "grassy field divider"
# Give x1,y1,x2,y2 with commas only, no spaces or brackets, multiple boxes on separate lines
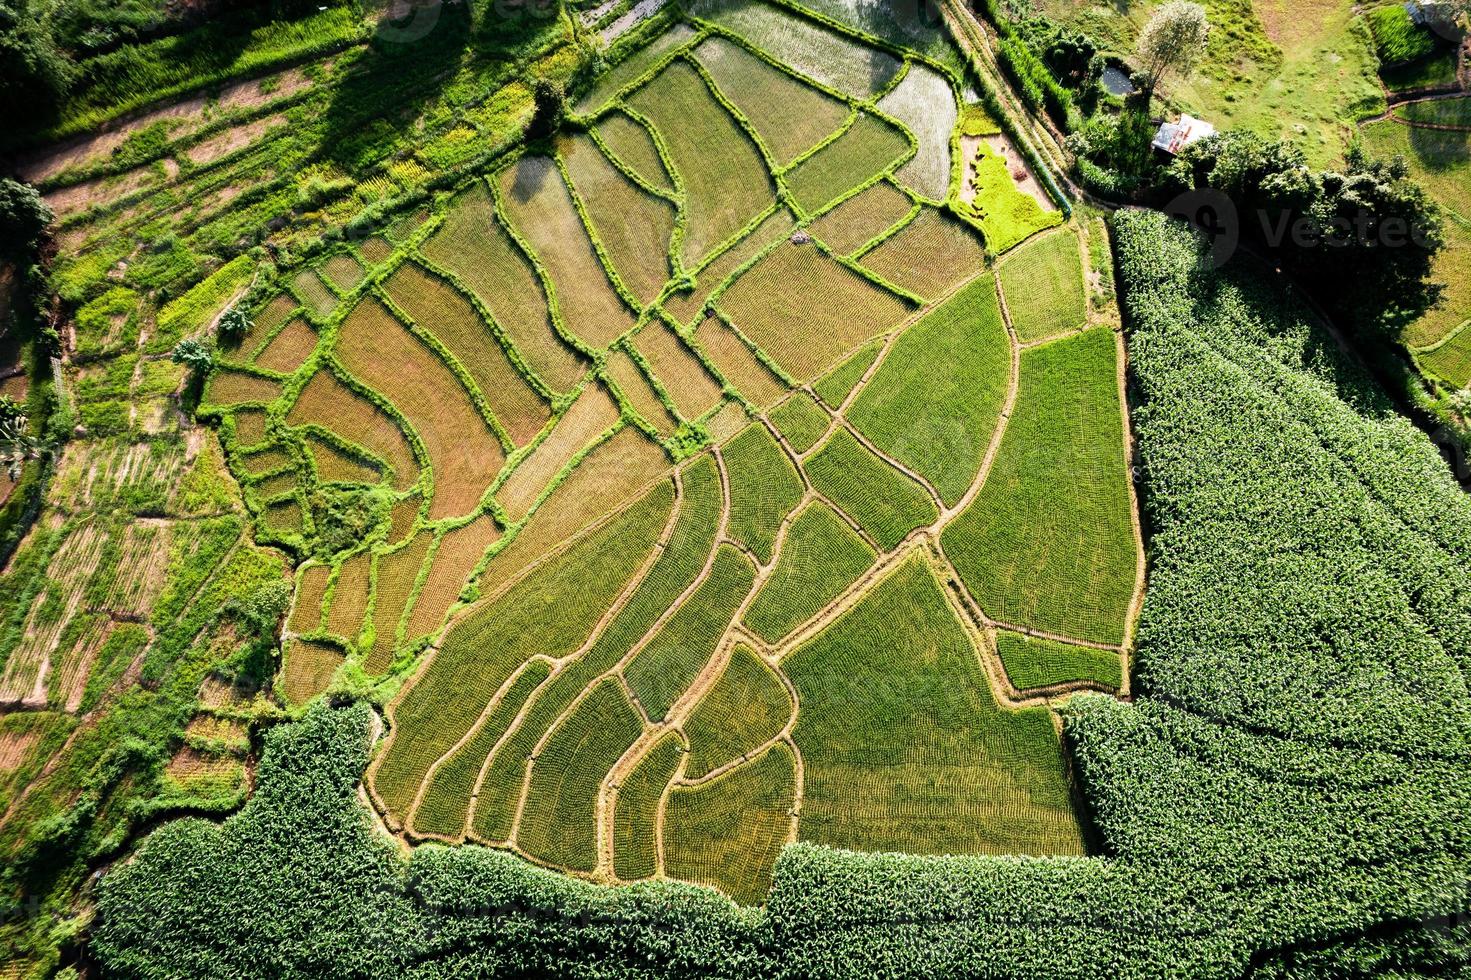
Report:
569,25,712,125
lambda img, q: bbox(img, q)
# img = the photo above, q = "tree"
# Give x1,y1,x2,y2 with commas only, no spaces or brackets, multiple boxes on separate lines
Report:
0,178,52,261
0,1,72,128
217,306,253,345
527,77,565,141
171,338,214,372
1136,1,1210,99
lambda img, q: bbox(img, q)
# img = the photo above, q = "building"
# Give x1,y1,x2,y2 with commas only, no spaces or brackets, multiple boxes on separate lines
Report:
1152,114,1217,155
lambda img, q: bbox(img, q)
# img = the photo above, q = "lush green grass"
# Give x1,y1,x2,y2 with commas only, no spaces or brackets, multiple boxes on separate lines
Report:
744,503,875,644
612,732,683,880
857,207,988,302
722,423,804,563
1039,0,1385,167
627,58,777,266
768,392,831,453
663,742,797,904
848,275,1010,505
998,229,1087,343
941,328,1136,646
716,241,910,381
372,482,672,825
807,180,915,256
694,36,850,167
784,556,1081,856
783,113,911,217
805,428,938,550
995,630,1124,690
623,545,756,722
682,645,793,778
412,661,552,839
518,679,645,872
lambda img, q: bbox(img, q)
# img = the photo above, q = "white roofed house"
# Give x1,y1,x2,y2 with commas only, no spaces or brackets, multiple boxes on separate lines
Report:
1152,114,1216,155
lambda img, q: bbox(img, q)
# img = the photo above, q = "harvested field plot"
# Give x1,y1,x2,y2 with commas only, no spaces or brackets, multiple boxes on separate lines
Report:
807,180,915,256
716,241,910,381
695,36,851,167
786,557,1081,856
252,318,316,375
626,60,775,265
998,229,1088,343
286,369,420,491
293,270,337,320
942,328,1136,646
403,515,502,644
848,274,1008,504
333,296,505,520
877,62,957,201
201,369,282,409
560,133,677,308
689,0,901,98
306,435,382,486
857,206,987,302
632,321,724,420
783,113,911,217
419,184,588,395
383,261,551,446
498,156,638,350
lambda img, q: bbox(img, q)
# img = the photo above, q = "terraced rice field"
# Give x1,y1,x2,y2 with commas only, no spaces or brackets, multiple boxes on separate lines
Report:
190,0,1143,909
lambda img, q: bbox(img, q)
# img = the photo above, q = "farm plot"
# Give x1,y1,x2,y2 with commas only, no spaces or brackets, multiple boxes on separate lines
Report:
333,295,505,521
784,556,1082,856
631,321,724,420
876,62,957,202
694,36,851,168
941,328,1137,646
857,206,987,302
660,208,795,328
691,315,788,408
605,351,679,435
744,502,874,644
594,112,675,194
716,241,910,381
807,179,915,256
560,133,677,308
997,229,1088,343
419,183,588,395
688,0,901,99
847,274,1009,504
805,428,938,551
626,59,776,266
681,645,792,779
783,113,911,217
722,423,804,563
251,318,317,375
994,630,1123,691
286,369,420,491
497,156,638,351
383,261,551,446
